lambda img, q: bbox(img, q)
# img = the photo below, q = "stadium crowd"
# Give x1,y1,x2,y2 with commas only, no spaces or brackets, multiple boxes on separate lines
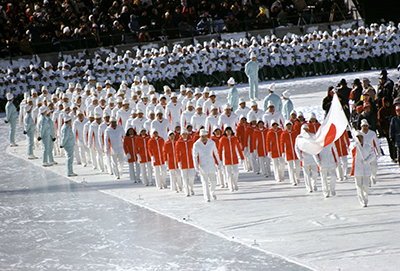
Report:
0,0,350,57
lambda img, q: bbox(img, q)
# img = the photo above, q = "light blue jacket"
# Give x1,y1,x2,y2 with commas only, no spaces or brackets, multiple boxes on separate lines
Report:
227,86,239,112
37,114,50,139
245,61,259,77
263,92,282,112
282,98,293,121
6,101,18,123
23,112,35,135
61,123,75,149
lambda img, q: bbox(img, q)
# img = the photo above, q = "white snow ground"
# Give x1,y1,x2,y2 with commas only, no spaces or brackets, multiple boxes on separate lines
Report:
3,69,400,271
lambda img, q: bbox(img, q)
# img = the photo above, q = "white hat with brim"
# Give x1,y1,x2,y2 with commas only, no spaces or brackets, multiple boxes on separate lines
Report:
200,129,208,136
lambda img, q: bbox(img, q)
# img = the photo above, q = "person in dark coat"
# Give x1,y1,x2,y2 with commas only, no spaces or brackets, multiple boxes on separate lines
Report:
322,86,334,118
337,79,351,119
389,106,400,164
356,102,379,132
350,78,363,106
377,73,395,108
378,97,396,160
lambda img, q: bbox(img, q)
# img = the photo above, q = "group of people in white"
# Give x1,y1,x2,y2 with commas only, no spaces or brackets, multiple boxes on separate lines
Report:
4,74,380,206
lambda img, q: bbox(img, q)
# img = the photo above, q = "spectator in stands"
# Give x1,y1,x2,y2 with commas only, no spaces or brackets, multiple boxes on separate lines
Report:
197,17,211,35
256,6,271,29
225,12,240,32
245,11,258,30
179,18,195,38
277,7,289,26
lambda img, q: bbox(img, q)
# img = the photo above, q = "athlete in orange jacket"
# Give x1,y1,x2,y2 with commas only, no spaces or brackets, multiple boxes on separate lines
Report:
123,127,139,182
267,119,284,182
148,129,167,189
164,131,182,192
175,128,195,196
218,126,245,191
335,130,350,181
135,127,152,186
253,119,271,177
281,121,300,185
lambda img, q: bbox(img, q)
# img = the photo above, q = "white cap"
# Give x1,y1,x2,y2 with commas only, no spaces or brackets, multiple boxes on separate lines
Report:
250,52,256,58
239,98,245,104
213,124,220,132
360,119,369,126
103,111,110,117
94,112,102,118
250,101,257,106
227,77,235,85
290,110,297,115
298,111,304,117
282,90,290,98
181,128,188,134
155,109,163,115
354,130,364,137
209,91,216,97
151,128,158,134
88,111,95,118
141,76,148,82
123,99,130,105
187,101,194,108
6,93,13,100
200,129,208,136
203,87,210,93
285,120,293,126
131,109,137,114
271,119,278,125
110,116,117,122
64,115,72,122
301,123,309,130
268,83,276,92
267,100,275,108
223,103,232,110
39,107,47,114
309,112,316,119
168,130,175,136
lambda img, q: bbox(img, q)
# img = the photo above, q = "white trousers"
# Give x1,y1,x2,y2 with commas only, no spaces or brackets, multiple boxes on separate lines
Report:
355,176,369,206
104,152,112,174
89,148,97,169
243,148,252,171
77,145,89,165
336,156,348,180
216,166,224,186
370,159,378,185
139,162,153,185
154,165,167,188
287,159,300,185
111,153,124,178
224,164,239,191
169,169,182,191
128,162,138,182
251,152,259,173
272,157,285,182
320,168,337,197
200,172,217,201
135,162,141,181
181,168,195,196
303,164,318,192
95,149,104,171
258,156,271,176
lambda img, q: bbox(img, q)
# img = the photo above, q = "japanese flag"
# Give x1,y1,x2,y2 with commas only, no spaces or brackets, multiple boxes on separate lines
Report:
297,93,348,155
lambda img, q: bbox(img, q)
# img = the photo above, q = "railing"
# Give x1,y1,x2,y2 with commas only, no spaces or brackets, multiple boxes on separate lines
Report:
0,8,361,60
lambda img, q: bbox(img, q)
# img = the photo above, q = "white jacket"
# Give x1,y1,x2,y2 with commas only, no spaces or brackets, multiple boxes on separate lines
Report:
313,143,339,170
361,130,380,157
150,118,170,141
218,112,239,131
350,141,375,176
98,121,109,151
72,118,88,147
181,109,195,128
191,113,207,131
116,108,131,128
104,125,125,155
193,138,221,174
295,131,317,166
263,111,285,129
165,102,182,125
205,114,219,133
88,121,102,150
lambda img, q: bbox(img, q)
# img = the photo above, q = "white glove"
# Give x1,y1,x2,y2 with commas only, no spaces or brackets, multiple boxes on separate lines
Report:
317,161,322,168
127,153,131,160
137,154,141,163
151,157,155,166
195,167,200,173
178,162,182,169
268,152,272,159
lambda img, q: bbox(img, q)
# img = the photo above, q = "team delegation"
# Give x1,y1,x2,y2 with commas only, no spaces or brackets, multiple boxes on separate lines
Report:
5,80,381,205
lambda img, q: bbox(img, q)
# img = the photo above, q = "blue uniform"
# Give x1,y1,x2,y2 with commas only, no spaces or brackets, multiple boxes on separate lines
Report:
46,115,56,163
245,60,259,100
282,98,294,121
227,85,239,112
263,92,282,112
61,123,75,175
37,114,51,164
6,101,18,144
23,112,35,156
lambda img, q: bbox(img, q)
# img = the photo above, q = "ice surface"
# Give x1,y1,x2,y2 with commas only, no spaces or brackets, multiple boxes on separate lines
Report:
2,69,400,271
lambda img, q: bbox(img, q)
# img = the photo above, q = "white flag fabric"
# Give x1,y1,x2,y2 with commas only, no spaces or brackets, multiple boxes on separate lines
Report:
297,93,348,155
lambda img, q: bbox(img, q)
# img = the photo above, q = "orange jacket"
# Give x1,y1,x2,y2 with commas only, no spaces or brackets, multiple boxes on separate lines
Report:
123,135,137,163
175,137,195,169
267,128,283,158
148,136,165,166
192,130,200,143
236,122,248,150
307,121,321,134
293,120,306,133
218,135,244,165
280,129,299,161
253,127,268,157
135,135,151,163
335,131,350,157
164,139,178,169
244,125,257,152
